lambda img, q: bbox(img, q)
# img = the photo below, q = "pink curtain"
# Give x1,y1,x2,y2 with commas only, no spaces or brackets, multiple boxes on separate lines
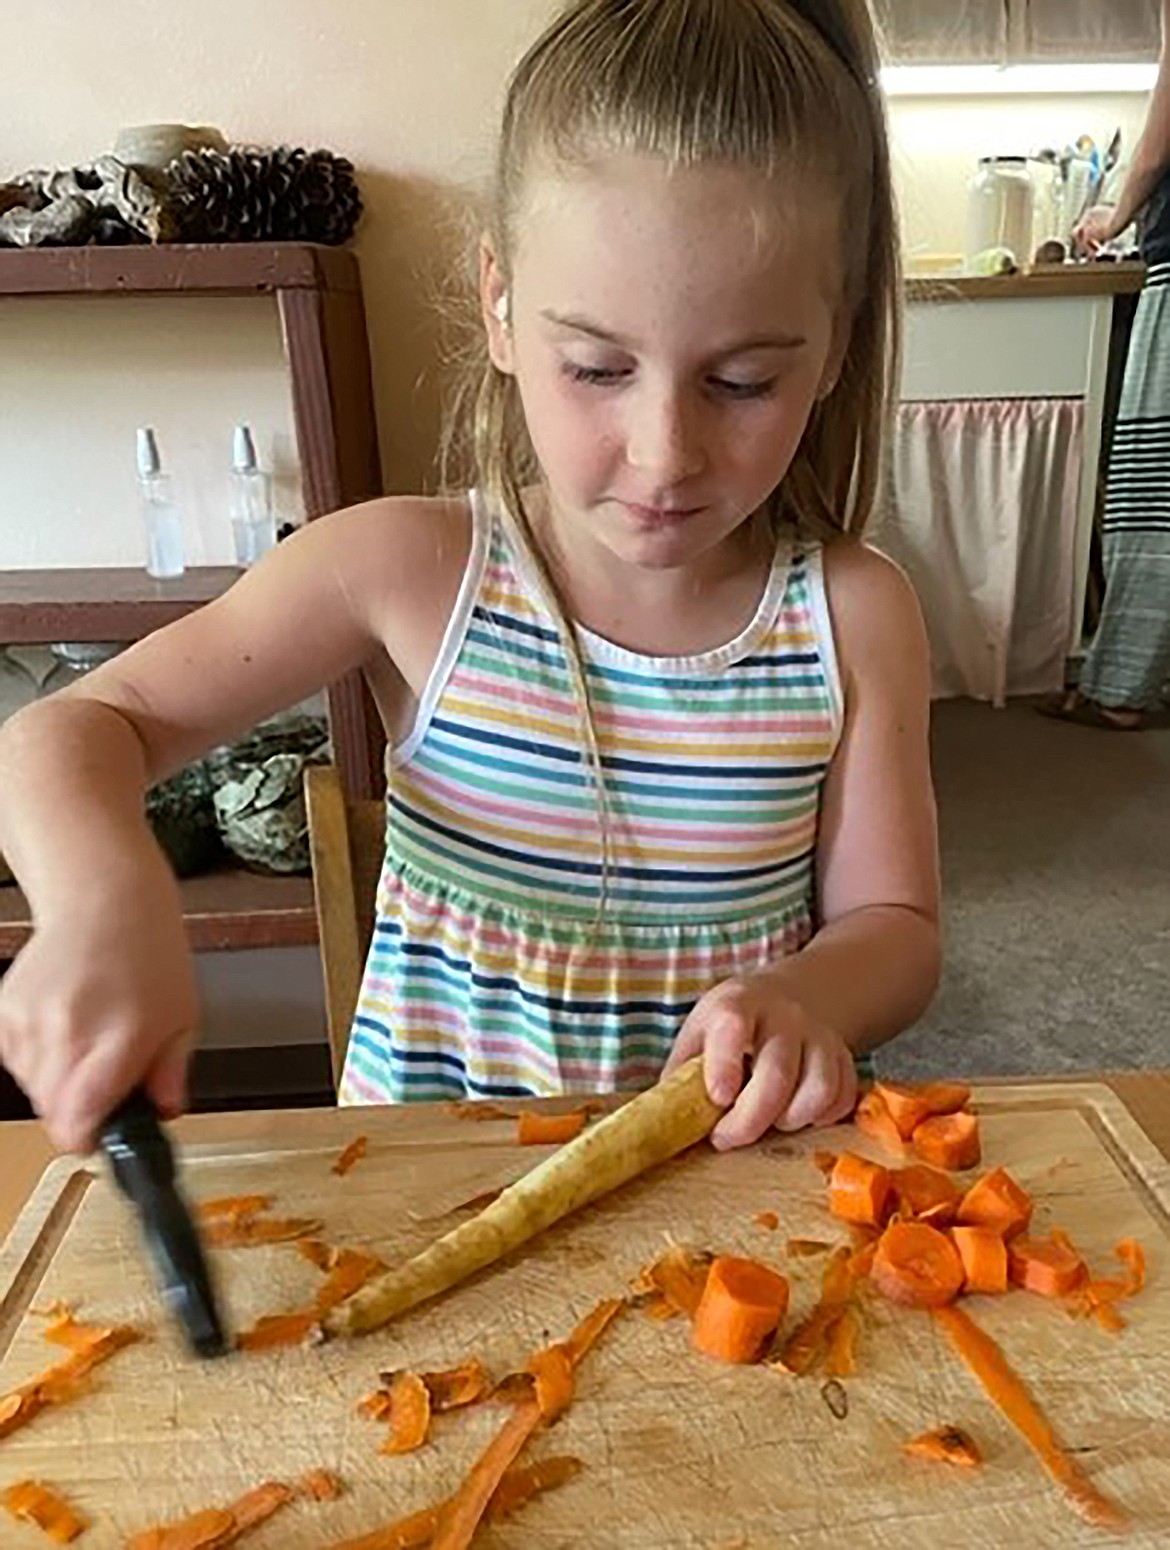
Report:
871,398,1085,706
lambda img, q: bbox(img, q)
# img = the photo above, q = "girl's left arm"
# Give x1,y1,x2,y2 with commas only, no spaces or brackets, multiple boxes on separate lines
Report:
664,541,940,1148
769,540,941,1049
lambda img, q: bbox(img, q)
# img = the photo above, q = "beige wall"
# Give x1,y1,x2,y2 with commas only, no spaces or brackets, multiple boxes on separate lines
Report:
2,2,1155,523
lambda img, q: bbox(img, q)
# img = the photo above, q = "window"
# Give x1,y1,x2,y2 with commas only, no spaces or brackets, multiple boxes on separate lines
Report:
876,0,1009,64
1017,0,1162,63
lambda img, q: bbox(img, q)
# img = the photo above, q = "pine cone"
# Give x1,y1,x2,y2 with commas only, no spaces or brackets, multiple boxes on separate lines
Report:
166,145,362,245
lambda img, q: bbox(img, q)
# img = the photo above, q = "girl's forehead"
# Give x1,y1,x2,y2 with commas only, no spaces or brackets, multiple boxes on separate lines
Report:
512,153,842,322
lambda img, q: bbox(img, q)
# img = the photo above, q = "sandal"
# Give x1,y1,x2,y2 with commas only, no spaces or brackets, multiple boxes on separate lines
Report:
1035,692,1144,730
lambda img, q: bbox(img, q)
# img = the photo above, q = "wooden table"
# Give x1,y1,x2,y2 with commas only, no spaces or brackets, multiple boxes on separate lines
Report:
1,1070,1167,1250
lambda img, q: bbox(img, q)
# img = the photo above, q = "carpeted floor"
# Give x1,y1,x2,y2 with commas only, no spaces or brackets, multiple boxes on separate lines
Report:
876,698,1170,1082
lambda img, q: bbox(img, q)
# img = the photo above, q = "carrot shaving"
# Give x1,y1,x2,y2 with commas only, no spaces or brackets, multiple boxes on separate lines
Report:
333,1136,369,1177
768,1247,857,1376
786,1238,832,1258
2,1479,86,1542
635,1246,710,1319
316,1249,386,1315
526,1344,575,1421
1115,1237,1146,1295
236,1312,320,1351
0,1320,141,1441
196,1194,274,1222
432,1397,545,1550
822,1307,859,1378
485,1455,583,1521
903,1425,983,1469
127,1481,293,1549
327,1453,581,1549
299,1470,343,1501
516,1110,589,1146
935,1303,1130,1531
382,1373,432,1456
298,1238,335,1271
812,1151,838,1176
446,1100,518,1121
126,1507,235,1549
563,1298,625,1365
754,1211,780,1231
203,1214,323,1247
414,1359,493,1412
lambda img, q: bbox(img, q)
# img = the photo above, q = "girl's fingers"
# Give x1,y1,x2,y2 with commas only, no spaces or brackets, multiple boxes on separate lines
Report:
775,1039,841,1133
146,1030,194,1121
711,1034,801,1150
660,1008,707,1078
828,1046,860,1124
699,988,758,1109
53,1032,156,1154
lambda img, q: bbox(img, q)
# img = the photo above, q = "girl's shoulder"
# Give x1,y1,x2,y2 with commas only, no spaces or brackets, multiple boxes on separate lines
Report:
821,537,929,694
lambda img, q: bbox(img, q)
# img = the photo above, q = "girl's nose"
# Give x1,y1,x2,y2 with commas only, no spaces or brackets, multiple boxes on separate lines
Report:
625,385,706,486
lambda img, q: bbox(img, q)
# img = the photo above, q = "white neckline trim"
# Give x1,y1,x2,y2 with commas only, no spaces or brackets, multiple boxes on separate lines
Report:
390,490,491,769
804,544,845,743
503,502,796,678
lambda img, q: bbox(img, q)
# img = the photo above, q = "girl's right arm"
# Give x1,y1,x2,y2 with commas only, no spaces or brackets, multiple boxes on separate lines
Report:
0,497,468,1151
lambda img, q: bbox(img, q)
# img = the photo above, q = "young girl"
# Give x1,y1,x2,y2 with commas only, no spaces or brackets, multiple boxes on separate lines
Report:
0,0,939,1157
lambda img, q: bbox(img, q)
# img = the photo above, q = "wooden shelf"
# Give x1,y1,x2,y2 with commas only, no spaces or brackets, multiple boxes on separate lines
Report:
0,242,360,299
0,862,318,958
0,567,239,644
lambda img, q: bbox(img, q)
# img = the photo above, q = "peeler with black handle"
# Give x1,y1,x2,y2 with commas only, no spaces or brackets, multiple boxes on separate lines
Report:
99,1089,228,1359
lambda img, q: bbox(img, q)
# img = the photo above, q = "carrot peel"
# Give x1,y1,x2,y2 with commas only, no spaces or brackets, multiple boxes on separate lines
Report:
903,1425,983,1469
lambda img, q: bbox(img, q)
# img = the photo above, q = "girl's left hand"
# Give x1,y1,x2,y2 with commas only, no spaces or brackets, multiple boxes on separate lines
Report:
662,974,858,1150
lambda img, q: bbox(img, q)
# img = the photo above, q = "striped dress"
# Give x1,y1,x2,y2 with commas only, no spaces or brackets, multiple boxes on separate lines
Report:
340,491,844,1104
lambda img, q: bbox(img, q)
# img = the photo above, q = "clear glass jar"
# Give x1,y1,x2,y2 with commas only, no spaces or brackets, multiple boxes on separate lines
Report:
40,641,126,696
0,647,40,724
966,157,1035,274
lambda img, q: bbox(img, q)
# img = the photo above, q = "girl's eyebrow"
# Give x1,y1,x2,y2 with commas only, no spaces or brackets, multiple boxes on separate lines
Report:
540,309,807,353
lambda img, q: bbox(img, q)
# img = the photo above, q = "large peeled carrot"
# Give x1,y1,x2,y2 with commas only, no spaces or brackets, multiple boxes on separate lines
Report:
325,1060,724,1337
828,1153,891,1227
911,1111,981,1171
957,1167,1033,1239
872,1221,965,1308
691,1257,790,1364
935,1303,1129,1531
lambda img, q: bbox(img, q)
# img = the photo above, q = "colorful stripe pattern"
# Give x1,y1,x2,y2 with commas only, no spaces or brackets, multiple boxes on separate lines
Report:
341,494,843,1103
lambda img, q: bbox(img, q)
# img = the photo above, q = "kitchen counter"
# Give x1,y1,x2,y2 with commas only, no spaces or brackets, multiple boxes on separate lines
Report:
906,260,1146,303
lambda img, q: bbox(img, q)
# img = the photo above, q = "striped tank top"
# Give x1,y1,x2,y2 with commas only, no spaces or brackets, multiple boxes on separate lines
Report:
340,490,844,1104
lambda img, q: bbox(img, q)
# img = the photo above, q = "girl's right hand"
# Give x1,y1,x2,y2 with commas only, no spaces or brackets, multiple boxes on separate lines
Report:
0,859,198,1153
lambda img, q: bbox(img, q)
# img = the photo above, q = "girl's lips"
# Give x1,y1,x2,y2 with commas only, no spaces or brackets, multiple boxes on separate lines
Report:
619,500,705,525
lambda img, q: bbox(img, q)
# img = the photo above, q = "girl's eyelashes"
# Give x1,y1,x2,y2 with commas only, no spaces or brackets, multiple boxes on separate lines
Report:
561,362,778,400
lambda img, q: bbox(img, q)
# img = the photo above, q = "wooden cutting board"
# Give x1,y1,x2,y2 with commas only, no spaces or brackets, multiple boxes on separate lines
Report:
0,1082,1167,1548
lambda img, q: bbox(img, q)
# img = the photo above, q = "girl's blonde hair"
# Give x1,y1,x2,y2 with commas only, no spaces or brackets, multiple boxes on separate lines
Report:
443,0,900,920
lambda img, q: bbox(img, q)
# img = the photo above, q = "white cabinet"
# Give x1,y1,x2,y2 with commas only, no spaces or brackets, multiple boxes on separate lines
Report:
879,0,1161,65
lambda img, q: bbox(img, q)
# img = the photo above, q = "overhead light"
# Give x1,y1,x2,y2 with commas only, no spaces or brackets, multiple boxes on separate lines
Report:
881,63,1158,97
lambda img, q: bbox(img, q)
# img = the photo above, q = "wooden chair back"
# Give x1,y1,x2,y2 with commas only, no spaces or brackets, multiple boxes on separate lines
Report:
304,762,385,1087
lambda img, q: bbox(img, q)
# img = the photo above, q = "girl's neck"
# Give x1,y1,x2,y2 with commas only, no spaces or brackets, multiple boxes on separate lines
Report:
524,487,777,657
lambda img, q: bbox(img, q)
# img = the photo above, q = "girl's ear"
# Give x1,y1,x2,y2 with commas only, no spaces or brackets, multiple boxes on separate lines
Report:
480,239,515,375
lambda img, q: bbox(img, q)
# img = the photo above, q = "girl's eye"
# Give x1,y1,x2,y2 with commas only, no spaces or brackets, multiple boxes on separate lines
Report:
709,377,777,401
563,362,630,386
